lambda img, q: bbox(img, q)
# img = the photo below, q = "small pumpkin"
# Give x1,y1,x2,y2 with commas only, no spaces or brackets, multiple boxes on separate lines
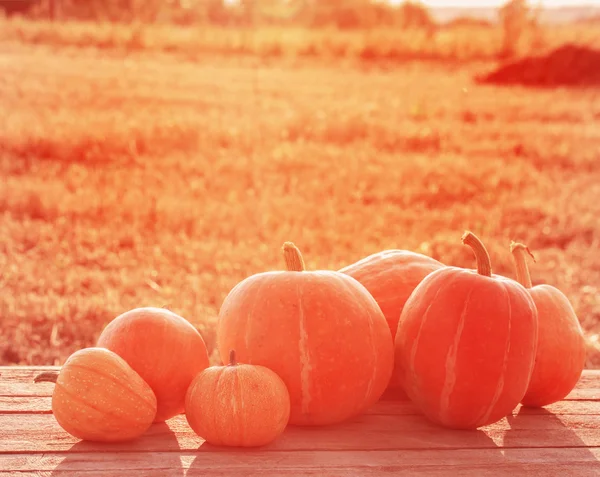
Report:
216,242,394,426
510,242,586,407
34,347,157,442
340,249,444,391
185,349,290,447
97,307,210,422
394,232,538,429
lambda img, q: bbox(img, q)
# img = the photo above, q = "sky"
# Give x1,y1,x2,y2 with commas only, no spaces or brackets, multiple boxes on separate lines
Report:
389,0,600,6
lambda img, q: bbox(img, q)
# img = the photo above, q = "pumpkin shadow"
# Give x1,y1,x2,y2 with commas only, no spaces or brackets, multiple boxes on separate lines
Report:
186,441,274,476
185,406,508,475
501,405,598,470
50,422,184,476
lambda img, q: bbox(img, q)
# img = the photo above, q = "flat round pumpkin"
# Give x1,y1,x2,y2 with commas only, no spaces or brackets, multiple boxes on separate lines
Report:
217,242,394,426
340,249,444,391
511,242,586,407
394,232,538,429
185,350,290,447
97,307,210,422
34,347,157,442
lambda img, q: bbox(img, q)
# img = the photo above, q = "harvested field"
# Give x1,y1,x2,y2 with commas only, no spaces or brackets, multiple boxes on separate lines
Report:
1,17,600,368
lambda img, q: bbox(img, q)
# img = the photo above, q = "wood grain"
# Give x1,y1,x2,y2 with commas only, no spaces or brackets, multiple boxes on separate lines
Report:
2,448,600,476
1,367,598,475
1,412,599,453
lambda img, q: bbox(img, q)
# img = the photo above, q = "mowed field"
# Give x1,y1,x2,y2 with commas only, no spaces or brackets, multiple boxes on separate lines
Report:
2,23,600,368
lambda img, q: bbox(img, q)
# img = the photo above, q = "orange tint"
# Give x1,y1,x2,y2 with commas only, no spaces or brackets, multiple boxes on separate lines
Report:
97,307,210,422
1,4,599,372
185,351,291,447
340,250,444,391
43,347,157,442
395,234,538,429
217,244,394,426
521,286,587,407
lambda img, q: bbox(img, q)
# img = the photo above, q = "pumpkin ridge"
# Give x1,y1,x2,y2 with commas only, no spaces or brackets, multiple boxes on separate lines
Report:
54,379,149,430
338,275,377,405
64,362,157,414
296,281,313,417
407,271,462,391
439,283,476,425
234,364,247,446
210,367,227,446
479,281,513,426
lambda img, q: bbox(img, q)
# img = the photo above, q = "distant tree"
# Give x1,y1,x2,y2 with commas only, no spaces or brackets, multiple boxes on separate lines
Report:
307,0,398,29
397,1,434,29
499,0,529,57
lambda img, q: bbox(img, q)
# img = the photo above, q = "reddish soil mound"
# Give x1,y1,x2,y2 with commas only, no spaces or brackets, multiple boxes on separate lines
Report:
477,44,600,87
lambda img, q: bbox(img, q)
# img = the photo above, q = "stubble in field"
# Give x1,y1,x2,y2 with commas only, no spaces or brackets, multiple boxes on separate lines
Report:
1,40,599,367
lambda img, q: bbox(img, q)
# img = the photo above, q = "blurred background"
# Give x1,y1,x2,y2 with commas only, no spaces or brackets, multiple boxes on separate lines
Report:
1,0,599,367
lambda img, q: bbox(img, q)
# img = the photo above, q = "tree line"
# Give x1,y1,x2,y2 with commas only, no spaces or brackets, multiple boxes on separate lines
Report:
0,0,441,29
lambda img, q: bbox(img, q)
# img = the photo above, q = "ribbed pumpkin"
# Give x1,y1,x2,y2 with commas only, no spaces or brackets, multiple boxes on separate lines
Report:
511,242,586,407
394,232,538,429
217,242,394,426
185,350,290,447
340,249,444,391
97,307,210,422
34,347,157,442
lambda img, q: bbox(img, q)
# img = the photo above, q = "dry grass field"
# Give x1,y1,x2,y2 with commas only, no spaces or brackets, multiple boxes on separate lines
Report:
1,17,600,368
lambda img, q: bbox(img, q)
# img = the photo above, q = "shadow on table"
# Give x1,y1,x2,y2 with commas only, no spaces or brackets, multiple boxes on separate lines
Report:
50,422,184,476
185,410,508,475
502,406,599,470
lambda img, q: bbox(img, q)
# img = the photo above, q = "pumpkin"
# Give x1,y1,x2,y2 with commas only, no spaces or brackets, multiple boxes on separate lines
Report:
510,242,586,407
216,242,394,426
34,347,157,442
340,249,444,391
394,231,538,429
96,307,210,422
185,349,290,447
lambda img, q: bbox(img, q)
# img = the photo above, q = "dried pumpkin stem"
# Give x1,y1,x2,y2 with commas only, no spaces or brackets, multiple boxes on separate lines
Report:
229,350,238,366
282,242,305,271
33,371,59,384
461,231,492,277
510,241,535,289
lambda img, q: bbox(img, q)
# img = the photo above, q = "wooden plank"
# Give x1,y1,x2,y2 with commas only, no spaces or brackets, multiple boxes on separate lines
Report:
3,369,599,398
1,413,599,454
2,369,600,400
0,396,53,413
2,448,600,476
2,395,598,416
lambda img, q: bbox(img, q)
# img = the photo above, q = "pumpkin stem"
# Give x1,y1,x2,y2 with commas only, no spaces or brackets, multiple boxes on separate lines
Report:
510,241,536,289
33,371,59,384
282,242,305,271
229,349,238,366
461,231,492,277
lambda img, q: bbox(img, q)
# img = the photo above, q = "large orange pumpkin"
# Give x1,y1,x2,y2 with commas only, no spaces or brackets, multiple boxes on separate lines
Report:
216,242,394,426
510,242,586,407
340,249,444,391
34,347,157,442
185,349,290,447
394,232,538,429
97,307,210,422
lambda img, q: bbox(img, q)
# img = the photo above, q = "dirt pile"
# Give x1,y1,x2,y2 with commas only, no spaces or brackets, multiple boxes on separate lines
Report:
477,44,600,87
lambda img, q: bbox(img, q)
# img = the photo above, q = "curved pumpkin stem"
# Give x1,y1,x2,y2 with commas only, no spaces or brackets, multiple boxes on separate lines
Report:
33,371,59,384
461,231,492,277
282,242,306,271
510,241,536,289
229,349,238,366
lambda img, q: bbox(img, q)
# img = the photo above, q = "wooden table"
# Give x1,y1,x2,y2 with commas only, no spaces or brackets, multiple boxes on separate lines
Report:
1,367,599,476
